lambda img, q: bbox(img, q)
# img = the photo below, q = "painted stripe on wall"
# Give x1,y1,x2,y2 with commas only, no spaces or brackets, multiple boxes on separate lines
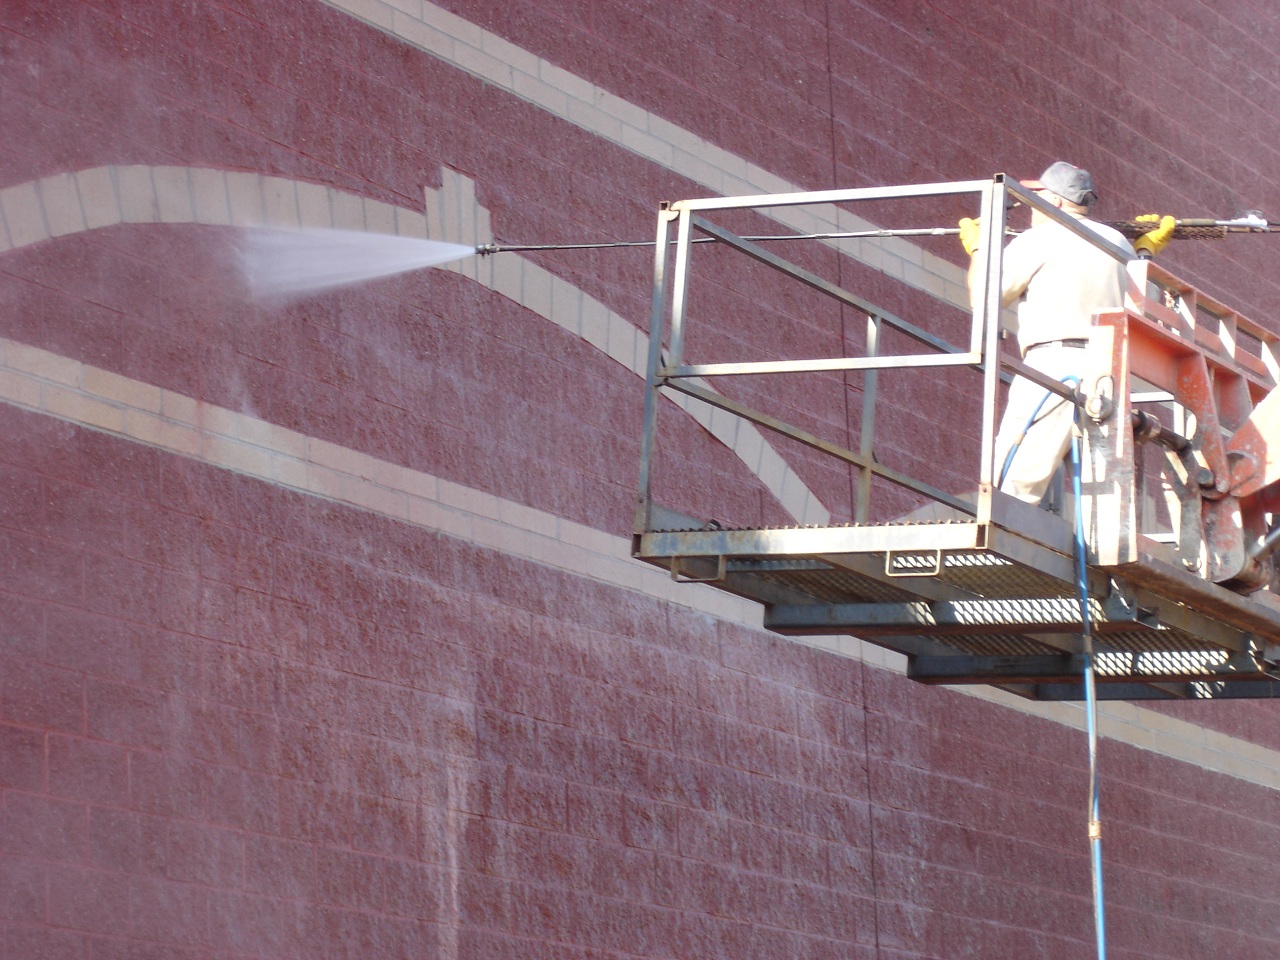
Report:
1,332,1278,793
319,0,971,311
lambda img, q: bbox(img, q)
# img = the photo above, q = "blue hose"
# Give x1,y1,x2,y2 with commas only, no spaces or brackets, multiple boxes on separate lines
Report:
997,377,1076,490
1068,379,1107,960
1001,376,1107,959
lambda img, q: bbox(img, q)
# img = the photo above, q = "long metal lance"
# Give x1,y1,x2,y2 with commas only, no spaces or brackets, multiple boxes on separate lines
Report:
1105,213,1274,240
474,226,967,255
477,214,1276,255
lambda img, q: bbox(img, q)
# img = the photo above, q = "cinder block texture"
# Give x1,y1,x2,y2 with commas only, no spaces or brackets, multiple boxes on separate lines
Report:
4,1,1280,959
5,410,1279,960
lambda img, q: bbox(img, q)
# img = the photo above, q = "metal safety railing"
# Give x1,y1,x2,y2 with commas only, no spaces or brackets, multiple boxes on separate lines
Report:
634,174,1136,534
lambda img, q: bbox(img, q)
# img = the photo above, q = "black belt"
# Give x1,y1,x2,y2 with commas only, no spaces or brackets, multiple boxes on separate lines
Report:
1027,338,1088,350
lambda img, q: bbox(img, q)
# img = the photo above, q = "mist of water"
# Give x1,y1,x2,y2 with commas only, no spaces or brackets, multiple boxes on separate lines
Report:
239,227,477,299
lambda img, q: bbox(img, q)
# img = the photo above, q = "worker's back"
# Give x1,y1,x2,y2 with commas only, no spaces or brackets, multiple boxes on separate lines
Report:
1004,217,1134,353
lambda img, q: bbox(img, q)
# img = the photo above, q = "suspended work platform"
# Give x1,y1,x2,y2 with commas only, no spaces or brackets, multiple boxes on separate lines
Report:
639,500,1280,701
634,177,1280,701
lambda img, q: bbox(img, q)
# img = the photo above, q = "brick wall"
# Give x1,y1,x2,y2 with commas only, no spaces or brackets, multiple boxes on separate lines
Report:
4,1,1280,958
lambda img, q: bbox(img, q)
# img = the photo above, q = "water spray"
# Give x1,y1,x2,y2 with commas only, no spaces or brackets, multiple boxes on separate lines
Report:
238,228,475,300
239,212,1276,301
238,224,973,300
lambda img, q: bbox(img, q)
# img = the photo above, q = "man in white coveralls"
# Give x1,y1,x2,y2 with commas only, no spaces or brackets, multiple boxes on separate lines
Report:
959,161,1173,503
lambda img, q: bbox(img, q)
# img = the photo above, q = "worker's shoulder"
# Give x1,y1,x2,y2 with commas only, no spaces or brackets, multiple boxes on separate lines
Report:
1003,222,1062,261
1078,217,1131,247
1035,216,1134,257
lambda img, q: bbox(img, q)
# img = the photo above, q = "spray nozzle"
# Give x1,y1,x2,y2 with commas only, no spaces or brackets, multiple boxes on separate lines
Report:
1230,211,1270,230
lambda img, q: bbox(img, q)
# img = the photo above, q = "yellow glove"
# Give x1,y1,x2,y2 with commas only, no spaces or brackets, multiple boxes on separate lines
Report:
1134,214,1176,258
958,217,981,256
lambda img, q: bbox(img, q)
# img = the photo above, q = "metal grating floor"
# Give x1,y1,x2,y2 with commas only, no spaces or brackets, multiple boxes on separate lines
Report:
635,513,1280,701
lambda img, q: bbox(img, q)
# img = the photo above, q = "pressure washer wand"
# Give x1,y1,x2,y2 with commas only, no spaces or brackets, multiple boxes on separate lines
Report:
1104,213,1274,241
475,226,971,256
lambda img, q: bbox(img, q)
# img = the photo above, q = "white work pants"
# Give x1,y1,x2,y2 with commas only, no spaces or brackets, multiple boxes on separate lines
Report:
992,345,1086,504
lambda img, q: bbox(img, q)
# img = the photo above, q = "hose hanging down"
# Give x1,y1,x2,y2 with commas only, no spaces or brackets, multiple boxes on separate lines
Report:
1069,381,1109,960
998,376,1108,959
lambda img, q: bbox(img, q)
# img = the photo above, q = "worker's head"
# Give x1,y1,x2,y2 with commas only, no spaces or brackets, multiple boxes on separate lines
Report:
1021,161,1097,220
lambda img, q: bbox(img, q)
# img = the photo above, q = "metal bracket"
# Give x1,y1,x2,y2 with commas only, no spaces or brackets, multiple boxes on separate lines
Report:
885,549,942,578
670,555,726,583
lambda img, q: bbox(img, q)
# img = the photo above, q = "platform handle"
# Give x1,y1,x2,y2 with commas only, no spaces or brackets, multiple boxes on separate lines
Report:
670,555,727,583
885,549,943,578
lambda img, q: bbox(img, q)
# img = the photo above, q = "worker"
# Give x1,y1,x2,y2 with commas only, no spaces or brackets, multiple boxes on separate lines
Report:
958,161,1175,503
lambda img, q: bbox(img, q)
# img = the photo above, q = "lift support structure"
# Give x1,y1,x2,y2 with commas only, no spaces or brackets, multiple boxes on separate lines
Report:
633,175,1280,702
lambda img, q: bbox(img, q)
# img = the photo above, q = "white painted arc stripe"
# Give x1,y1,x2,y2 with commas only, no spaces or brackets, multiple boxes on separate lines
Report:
0,334,764,619
0,163,830,525
0,337,1278,791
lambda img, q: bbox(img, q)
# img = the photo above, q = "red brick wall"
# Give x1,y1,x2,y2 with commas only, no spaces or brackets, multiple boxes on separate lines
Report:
4,2,1280,959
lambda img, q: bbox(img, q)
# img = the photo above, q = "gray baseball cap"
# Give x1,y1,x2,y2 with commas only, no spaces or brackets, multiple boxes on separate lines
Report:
1021,161,1098,206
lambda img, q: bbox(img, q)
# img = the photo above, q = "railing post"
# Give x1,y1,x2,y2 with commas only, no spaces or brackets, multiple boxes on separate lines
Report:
857,313,881,522
635,206,677,537
976,176,1009,525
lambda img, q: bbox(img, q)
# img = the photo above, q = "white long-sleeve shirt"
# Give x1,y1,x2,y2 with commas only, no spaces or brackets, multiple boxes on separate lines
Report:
1000,216,1135,355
